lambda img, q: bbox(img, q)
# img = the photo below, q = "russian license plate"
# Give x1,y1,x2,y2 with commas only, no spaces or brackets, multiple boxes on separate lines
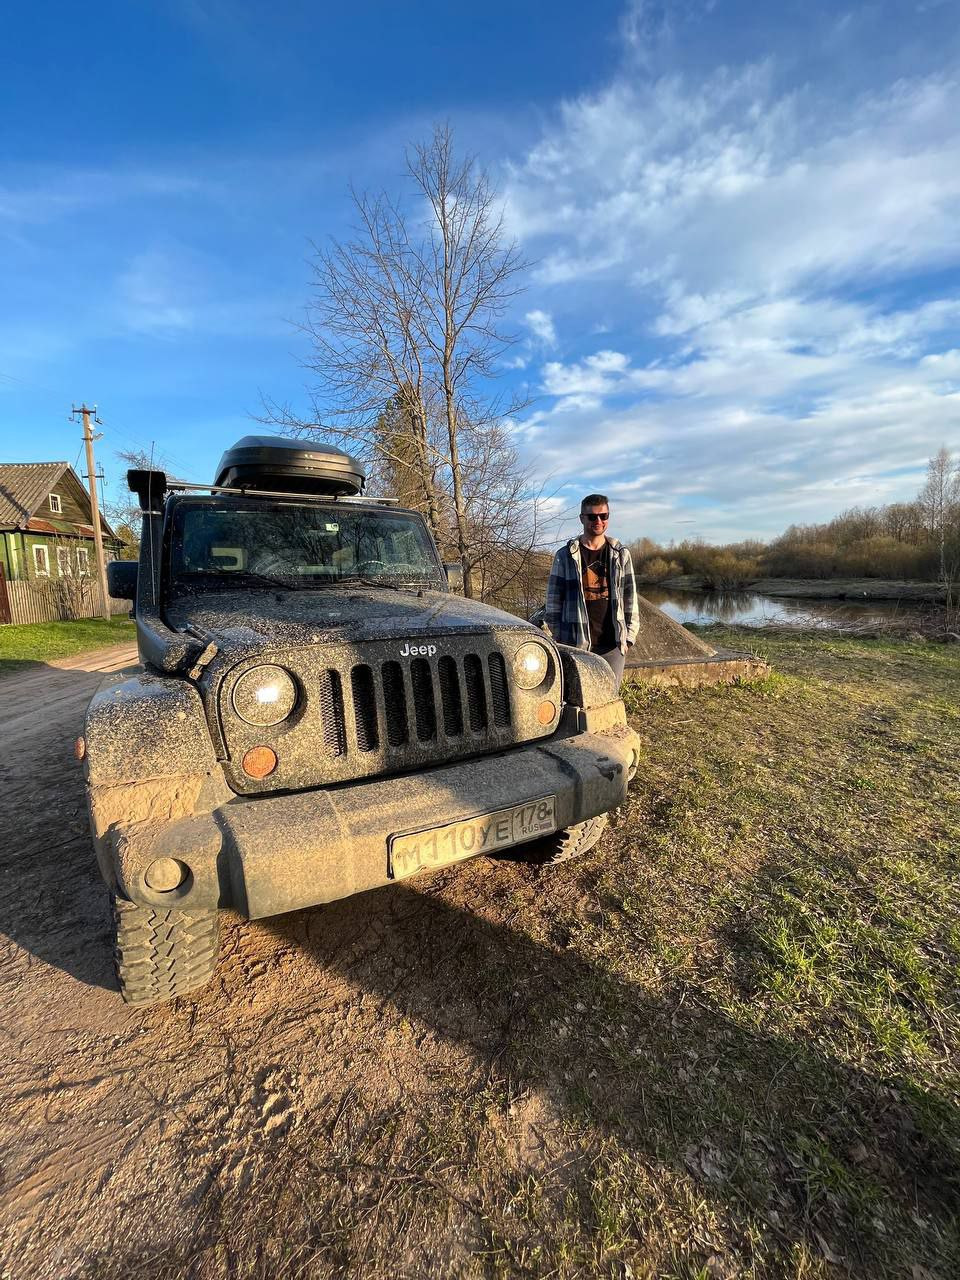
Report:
390,796,557,880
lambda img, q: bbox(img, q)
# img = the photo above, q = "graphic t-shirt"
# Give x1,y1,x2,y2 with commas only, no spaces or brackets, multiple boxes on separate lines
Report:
580,540,616,649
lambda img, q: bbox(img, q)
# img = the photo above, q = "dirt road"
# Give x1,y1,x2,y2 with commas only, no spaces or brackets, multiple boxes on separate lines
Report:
7,640,955,1280
0,646,589,1279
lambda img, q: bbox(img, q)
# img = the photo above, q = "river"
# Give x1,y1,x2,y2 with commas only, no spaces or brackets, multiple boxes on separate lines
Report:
640,586,933,630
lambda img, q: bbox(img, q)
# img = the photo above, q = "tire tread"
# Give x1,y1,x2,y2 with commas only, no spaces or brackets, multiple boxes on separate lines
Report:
114,898,218,1006
517,814,609,866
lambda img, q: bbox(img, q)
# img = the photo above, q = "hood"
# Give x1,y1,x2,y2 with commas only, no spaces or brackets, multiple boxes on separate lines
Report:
164,585,536,653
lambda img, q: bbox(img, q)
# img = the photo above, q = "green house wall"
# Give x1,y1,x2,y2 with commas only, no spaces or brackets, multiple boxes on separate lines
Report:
0,532,27,581
0,530,114,582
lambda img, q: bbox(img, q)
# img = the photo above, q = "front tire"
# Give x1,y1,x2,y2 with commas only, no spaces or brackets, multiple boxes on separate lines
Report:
113,896,219,1006
515,814,609,867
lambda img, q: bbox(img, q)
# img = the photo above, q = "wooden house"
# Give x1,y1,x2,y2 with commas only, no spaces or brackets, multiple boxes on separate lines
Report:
0,461,123,622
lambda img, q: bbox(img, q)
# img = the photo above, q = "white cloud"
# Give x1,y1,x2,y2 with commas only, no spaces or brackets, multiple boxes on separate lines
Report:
0,168,209,236
110,241,294,341
542,349,668,399
506,68,960,296
525,308,557,347
505,55,960,542
117,247,197,333
920,348,960,380
542,350,627,397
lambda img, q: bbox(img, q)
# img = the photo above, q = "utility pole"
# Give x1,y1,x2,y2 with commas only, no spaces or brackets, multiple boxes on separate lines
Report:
72,404,111,621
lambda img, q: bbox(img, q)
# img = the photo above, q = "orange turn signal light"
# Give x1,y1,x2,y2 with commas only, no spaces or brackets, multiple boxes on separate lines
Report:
537,700,557,725
74,736,86,761
242,745,278,778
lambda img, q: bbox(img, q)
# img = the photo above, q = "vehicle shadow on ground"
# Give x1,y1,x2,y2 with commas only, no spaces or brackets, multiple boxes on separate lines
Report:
257,876,958,1275
0,662,119,993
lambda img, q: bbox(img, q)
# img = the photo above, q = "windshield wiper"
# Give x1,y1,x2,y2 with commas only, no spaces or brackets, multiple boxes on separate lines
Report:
334,575,407,591
180,570,299,591
239,571,303,590
334,575,438,594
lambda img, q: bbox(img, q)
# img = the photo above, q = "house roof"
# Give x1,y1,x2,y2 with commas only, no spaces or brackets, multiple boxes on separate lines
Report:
0,462,69,529
0,461,116,538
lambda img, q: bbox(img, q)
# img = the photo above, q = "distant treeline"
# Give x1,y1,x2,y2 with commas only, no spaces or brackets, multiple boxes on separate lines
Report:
629,447,960,589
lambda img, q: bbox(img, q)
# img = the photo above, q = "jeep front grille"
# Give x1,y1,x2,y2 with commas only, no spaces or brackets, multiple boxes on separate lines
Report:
318,668,347,757
464,653,487,731
318,650,511,758
350,664,379,753
411,657,436,741
220,636,557,795
488,652,510,727
381,661,408,747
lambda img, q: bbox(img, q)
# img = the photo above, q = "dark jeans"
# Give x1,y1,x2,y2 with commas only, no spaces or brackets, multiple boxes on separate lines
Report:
592,645,625,686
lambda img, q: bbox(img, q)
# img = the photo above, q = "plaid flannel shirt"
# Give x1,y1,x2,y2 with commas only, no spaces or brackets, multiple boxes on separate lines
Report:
544,537,639,653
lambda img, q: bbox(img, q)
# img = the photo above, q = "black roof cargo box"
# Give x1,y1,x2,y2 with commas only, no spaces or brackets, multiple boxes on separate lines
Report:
214,435,365,496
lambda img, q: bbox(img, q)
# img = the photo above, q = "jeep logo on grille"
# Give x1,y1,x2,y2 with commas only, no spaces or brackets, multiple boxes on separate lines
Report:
399,642,437,657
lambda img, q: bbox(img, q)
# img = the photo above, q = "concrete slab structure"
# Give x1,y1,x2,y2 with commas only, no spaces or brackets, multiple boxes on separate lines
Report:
624,648,769,689
623,595,769,688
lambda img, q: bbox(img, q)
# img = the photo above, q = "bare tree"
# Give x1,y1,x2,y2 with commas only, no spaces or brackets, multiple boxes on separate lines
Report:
881,501,925,545
406,129,529,593
456,414,545,602
270,125,531,597
105,448,183,560
370,387,444,524
918,446,960,590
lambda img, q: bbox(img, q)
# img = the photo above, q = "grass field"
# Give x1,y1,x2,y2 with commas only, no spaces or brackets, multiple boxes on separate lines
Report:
0,617,135,675
455,629,960,1278
89,628,960,1278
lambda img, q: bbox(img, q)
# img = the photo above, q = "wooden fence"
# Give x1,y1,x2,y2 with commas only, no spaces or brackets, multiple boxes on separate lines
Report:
0,572,130,626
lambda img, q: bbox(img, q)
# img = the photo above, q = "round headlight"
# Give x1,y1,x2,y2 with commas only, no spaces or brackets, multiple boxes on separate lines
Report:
513,641,550,690
232,665,298,726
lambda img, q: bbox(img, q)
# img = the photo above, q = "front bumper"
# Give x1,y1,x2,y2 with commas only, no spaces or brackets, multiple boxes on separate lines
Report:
117,721,640,919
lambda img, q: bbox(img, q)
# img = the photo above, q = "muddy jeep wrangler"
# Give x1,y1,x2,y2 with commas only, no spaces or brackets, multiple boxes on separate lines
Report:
82,436,640,1005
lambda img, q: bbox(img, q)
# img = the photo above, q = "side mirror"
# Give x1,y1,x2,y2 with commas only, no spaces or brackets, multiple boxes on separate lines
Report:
107,561,138,601
444,563,464,594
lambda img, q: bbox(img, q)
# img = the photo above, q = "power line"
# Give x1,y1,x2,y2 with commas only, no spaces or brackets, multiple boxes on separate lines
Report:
0,368,75,405
0,370,194,476
96,416,194,478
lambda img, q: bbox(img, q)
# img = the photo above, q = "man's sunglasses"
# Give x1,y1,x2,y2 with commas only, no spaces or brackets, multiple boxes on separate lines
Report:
584,512,609,522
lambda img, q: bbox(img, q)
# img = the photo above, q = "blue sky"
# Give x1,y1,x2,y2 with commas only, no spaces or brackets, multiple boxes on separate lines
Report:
2,0,959,544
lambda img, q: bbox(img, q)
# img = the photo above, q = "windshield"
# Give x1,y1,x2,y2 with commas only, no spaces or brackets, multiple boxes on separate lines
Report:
168,499,443,589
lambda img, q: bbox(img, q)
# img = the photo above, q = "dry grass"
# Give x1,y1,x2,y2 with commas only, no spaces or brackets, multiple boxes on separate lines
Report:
0,617,135,675
87,629,959,1279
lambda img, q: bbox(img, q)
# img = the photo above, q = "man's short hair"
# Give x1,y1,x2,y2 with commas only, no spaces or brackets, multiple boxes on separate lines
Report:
580,493,609,513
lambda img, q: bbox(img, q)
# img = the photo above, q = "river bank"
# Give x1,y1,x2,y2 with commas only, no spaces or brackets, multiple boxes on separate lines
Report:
640,583,958,635
658,574,945,600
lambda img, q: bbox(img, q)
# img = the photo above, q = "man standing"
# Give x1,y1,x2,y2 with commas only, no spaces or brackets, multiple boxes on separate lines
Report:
544,494,639,685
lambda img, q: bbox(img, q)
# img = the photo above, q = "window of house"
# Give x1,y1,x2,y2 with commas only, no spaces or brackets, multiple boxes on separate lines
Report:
48,493,62,514
57,546,72,576
76,547,90,576
33,544,50,576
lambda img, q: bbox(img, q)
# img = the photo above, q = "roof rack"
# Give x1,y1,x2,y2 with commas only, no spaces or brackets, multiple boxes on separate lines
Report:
165,481,400,505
